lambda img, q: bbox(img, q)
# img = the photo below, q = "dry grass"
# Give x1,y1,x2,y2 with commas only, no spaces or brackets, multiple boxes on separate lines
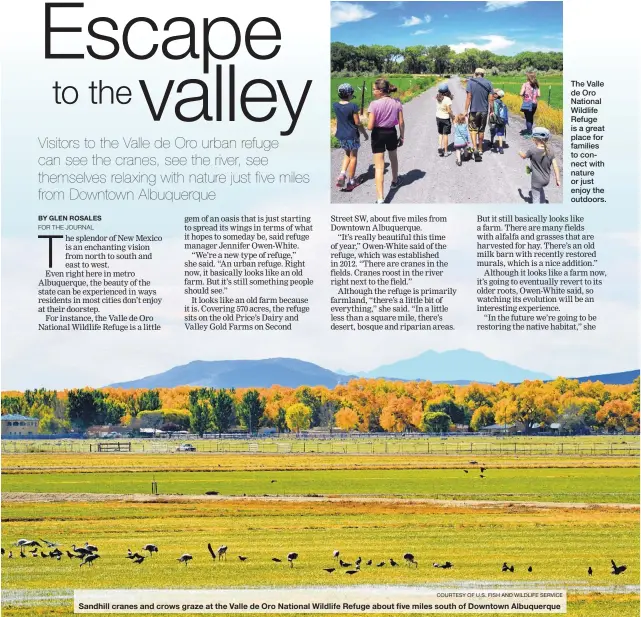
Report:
502,92,564,134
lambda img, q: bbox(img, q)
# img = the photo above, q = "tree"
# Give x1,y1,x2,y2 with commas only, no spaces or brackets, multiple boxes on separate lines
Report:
335,407,359,431
238,389,266,434
275,407,288,433
139,411,164,430
1,395,27,415
470,406,495,431
211,389,236,436
285,403,313,434
188,388,212,438
139,389,161,411
421,411,451,433
66,389,108,429
596,400,637,433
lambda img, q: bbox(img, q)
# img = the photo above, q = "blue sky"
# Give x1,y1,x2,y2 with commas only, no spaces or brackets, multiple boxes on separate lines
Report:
331,1,563,55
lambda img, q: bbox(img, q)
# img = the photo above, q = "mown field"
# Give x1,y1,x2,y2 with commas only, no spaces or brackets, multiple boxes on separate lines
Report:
2,466,639,504
489,74,564,109
1,499,638,617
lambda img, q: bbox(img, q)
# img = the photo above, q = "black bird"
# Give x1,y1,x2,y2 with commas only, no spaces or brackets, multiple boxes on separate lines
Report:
20,552,26,559
0,548,4,556
502,562,509,572
142,544,158,557
126,549,134,559
205,491,219,495
133,555,145,564
469,461,478,465
376,562,385,567
441,561,453,569
366,560,372,566
390,559,399,567
403,553,418,568
8,551,13,559
509,565,515,572
207,543,216,560
345,570,359,575
588,567,593,576
611,560,627,575
50,548,62,557
339,559,352,568
238,556,248,562
271,480,277,483
323,568,335,573
84,543,98,553
80,554,100,567
527,566,533,573
67,550,80,559
463,470,469,474
29,547,39,555
480,468,486,473
71,544,93,557
479,475,485,479
41,551,49,558
272,558,282,563
177,554,193,565
287,552,298,568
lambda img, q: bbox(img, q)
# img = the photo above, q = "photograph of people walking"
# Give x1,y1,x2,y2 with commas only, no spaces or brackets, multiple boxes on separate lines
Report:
330,0,563,204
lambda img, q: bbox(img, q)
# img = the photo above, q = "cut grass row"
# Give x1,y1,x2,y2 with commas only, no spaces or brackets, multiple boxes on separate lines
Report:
3,453,639,474
3,467,638,503
2,499,638,615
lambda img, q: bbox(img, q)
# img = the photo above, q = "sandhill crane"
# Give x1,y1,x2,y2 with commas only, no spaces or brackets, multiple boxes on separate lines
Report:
323,568,335,573
390,558,399,567
16,539,41,548
85,543,98,553
345,570,358,575
177,554,193,565
611,560,627,575
133,555,145,564
271,558,282,563
587,567,593,576
217,545,228,561
80,554,100,567
287,552,298,568
403,553,418,568
207,543,216,560
41,539,60,548
376,561,385,567
142,544,158,557
333,550,340,560
238,556,248,562
71,544,93,557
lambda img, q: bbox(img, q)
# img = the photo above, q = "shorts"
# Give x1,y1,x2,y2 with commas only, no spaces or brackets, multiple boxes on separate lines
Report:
339,138,360,151
436,118,452,135
453,143,467,150
468,112,488,133
491,125,506,137
371,127,398,154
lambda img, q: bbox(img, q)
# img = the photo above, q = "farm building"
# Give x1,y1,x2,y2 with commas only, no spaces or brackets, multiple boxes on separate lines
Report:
1,414,39,436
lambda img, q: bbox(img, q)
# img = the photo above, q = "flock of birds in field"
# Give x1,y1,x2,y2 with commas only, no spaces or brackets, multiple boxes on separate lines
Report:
1,540,628,578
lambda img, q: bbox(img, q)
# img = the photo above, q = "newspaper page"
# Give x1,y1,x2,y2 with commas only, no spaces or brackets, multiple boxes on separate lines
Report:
0,1,639,617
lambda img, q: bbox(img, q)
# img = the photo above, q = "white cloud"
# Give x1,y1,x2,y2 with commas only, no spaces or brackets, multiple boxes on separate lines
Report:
424,14,432,23
444,14,449,18
400,16,422,27
450,35,516,54
411,29,433,36
331,2,376,28
484,1,529,12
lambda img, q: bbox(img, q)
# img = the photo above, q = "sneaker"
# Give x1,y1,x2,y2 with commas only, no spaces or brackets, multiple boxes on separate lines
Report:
390,177,402,190
499,147,504,154
336,174,346,188
344,177,361,192
474,151,483,162
375,199,385,204
438,148,445,157
456,160,462,167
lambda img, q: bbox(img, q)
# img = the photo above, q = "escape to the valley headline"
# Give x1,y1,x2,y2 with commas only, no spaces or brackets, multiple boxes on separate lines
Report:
44,3,312,135
74,589,567,614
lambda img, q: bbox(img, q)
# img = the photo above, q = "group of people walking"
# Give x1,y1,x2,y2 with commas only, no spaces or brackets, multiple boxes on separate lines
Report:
333,70,560,204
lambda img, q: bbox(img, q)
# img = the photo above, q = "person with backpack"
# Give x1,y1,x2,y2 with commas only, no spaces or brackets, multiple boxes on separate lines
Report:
520,72,541,137
435,83,454,157
489,89,509,154
464,68,494,162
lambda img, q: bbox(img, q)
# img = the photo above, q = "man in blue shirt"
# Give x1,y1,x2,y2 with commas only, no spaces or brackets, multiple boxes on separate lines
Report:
465,68,494,162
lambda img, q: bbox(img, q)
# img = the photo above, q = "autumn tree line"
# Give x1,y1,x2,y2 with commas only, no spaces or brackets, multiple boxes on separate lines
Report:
1,377,639,436
331,42,563,76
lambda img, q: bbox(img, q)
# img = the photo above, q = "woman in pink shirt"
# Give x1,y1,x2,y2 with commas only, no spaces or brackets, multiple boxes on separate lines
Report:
520,72,541,137
367,79,405,204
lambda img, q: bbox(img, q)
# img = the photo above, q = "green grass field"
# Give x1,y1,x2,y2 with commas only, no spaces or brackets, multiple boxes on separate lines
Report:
3,467,639,504
489,74,563,109
1,499,638,617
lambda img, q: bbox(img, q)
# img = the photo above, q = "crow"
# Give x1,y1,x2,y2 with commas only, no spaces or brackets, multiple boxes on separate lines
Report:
611,560,627,575
463,470,469,474
502,562,509,572
133,555,145,564
355,557,362,567
366,560,372,566
238,556,248,562
527,566,533,573
390,559,399,567
480,468,486,473
323,568,335,573
376,562,385,567
509,565,515,572
205,491,219,495
339,559,352,568
480,475,485,479
441,562,453,569
271,558,282,563
271,480,277,483
588,567,593,576
207,543,216,561
345,570,359,575
469,461,478,465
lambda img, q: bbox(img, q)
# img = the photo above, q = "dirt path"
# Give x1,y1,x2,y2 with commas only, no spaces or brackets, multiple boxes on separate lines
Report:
330,76,563,204
4,492,635,510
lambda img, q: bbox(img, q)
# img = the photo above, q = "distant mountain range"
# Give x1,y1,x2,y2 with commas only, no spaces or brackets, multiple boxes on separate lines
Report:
106,350,638,390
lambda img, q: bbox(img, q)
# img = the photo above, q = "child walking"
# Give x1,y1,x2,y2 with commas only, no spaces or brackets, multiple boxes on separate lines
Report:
518,127,561,203
452,114,472,167
333,83,368,191
435,83,454,157
489,89,509,154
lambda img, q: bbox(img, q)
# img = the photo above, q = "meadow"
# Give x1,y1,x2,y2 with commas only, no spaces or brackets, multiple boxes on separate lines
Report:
2,499,638,617
490,74,564,109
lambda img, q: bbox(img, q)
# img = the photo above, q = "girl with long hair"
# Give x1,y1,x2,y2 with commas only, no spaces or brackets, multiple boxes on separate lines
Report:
520,71,541,136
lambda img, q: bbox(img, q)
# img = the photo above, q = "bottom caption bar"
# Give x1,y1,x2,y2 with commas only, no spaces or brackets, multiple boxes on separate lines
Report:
75,588,567,613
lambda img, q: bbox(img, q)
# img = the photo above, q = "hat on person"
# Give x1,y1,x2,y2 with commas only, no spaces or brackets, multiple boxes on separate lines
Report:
495,89,505,98
438,83,450,93
337,83,355,99
532,127,551,141
474,67,486,75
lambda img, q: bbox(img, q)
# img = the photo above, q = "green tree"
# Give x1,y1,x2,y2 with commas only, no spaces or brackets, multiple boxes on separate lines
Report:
275,407,288,433
421,411,452,433
139,389,161,411
238,389,266,435
285,403,313,434
188,388,212,437
66,389,108,429
1,395,26,415
211,389,236,436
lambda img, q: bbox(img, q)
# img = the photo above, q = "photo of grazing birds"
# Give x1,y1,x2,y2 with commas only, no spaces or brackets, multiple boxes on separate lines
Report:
323,568,335,573
287,552,298,568
177,553,193,565
403,553,418,568
502,562,515,572
611,560,627,575
376,561,385,567
71,544,93,557
80,554,100,567
142,544,158,557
